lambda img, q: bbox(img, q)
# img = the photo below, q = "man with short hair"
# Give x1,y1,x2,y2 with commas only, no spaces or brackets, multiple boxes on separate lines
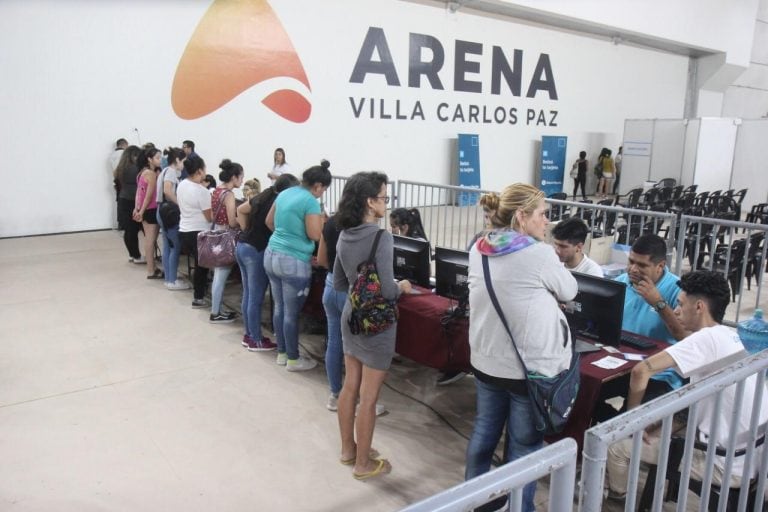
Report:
551,217,603,277
182,139,197,158
606,270,766,499
616,234,687,395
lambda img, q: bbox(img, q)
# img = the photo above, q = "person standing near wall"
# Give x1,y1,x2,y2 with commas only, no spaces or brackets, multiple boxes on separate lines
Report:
267,147,291,182
157,147,189,290
115,145,144,263
264,160,332,371
110,138,128,229
613,146,623,195
177,156,213,309
571,150,588,200
133,148,163,279
597,148,615,198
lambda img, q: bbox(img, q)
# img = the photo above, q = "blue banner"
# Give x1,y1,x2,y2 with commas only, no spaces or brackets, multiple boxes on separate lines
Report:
457,133,480,206
539,135,567,196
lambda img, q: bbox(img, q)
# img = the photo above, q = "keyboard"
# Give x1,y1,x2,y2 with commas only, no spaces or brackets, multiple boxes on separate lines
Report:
620,333,655,350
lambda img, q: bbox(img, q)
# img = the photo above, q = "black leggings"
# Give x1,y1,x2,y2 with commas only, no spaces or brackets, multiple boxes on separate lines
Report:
180,230,209,300
572,172,587,200
118,198,143,259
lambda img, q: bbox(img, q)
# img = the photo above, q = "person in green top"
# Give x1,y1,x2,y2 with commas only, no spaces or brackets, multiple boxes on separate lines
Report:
264,159,332,371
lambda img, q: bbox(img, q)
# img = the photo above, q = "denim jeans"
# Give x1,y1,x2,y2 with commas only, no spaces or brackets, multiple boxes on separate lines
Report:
236,242,269,340
263,248,311,360
322,272,347,395
211,265,232,315
465,378,543,512
156,209,181,284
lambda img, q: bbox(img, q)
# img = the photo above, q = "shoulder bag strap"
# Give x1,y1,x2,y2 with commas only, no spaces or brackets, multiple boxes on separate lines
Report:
159,168,169,203
481,255,530,375
367,229,384,264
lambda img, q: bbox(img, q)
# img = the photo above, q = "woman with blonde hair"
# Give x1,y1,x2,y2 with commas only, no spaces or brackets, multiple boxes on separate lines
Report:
242,178,262,201
465,183,577,512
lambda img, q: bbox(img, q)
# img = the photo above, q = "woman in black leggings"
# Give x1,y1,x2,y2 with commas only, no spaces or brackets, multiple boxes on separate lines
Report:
571,150,588,200
115,145,144,261
176,155,213,308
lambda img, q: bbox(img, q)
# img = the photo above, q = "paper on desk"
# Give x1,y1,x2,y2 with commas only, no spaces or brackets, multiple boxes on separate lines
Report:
623,353,646,361
591,356,629,370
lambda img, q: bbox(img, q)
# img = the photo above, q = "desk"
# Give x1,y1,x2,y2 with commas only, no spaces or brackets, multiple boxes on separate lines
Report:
395,290,667,448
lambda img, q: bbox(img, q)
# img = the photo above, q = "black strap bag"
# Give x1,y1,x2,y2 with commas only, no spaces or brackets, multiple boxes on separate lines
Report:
158,168,180,230
481,255,580,435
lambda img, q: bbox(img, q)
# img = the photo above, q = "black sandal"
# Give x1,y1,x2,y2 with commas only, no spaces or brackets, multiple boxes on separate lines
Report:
147,269,164,280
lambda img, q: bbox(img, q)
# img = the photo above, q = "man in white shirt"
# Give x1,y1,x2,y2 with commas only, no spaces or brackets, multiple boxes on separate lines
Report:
551,217,603,277
606,270,767,499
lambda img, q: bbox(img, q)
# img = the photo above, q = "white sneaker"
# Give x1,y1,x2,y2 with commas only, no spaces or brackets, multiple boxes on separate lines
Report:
286,356,317,372
165,280,191,291
276,353,288,366
131,256,146,264
326,394,339,411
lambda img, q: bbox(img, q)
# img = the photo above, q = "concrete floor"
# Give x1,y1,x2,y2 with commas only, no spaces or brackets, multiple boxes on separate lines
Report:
0,231,494,512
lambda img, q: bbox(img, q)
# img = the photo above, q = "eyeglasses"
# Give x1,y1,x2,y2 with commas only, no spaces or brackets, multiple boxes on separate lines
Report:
374,195,390,204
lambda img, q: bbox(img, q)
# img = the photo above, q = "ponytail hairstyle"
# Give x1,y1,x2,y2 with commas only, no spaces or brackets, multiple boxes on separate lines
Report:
183,154,206,179
479,192,505,228
137,147,161,171
242,178,262,201
389,207,428,241
163,147,186,168
302,159,332,188
493,183,544,231
218,159,244,183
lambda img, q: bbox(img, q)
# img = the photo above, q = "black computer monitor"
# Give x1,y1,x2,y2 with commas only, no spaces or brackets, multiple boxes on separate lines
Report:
435,247,469,301
392,234,431,288
564,272,626,347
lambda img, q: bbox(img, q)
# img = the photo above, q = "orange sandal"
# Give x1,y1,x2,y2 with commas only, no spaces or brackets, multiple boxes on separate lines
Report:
353,458,392,480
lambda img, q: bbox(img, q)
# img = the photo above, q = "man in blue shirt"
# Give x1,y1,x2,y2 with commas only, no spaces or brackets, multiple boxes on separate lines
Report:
615,234,687,396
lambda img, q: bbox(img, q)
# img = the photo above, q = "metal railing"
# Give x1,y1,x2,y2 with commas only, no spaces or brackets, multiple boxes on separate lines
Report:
674,214,768,324
400,438,578,512
579,350,768,512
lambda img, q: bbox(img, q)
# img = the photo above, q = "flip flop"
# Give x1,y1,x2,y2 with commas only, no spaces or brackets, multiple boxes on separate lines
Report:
340,448,380,466
353,458,391,481
147,270,164,280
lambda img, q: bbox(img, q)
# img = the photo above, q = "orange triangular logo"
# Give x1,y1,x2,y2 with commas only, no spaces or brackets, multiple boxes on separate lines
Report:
171,0,312,123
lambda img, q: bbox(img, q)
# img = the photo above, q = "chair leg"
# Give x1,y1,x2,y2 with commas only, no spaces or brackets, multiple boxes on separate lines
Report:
638,465,657,511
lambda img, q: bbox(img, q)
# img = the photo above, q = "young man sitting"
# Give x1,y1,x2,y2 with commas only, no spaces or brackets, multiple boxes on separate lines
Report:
551,217,603,277
606,270,767,499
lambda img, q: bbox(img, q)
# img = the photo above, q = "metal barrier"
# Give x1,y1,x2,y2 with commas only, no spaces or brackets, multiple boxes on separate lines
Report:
673,214,768,324
396,180,498,251
325,177,768,319
400,438,578,512
579,350,768,512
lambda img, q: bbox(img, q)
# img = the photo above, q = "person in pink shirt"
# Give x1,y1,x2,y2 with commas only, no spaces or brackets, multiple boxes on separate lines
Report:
133,147,163,279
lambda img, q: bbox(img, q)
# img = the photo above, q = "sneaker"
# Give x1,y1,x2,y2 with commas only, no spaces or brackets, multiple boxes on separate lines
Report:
436,370,467,386
247,337,277,352
191,298,209,309
286,356,317,372
209,312,236,324
131,256,146,264
276,352,288,366
241,334,253,348
165,280,191,291
326,393,339,411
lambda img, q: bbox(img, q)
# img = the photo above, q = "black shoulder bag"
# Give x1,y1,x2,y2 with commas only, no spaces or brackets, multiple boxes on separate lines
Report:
481,255,580,435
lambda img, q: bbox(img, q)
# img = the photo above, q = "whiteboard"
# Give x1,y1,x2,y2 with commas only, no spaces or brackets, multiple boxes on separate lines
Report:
649,120,686,183
693,118,738,194
731,119,768,215
622,120,654,193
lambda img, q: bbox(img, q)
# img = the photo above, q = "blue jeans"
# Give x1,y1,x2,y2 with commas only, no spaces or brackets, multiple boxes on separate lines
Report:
322,273,347,395
263,248,311,360
465,379,543,512
236,242,269,340
211,265,232,315
156,209,180,284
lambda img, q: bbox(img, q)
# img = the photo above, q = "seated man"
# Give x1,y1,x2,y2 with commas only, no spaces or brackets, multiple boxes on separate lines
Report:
616,234,687,397
551,217,604,277
606,270,766,499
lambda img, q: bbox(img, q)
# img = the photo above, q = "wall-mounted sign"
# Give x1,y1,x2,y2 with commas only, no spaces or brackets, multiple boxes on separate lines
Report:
539,135,567,196
458,134,481,206
623,141,652,157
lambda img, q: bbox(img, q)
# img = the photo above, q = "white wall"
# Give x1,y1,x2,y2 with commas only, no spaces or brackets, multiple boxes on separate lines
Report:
0,0,695,236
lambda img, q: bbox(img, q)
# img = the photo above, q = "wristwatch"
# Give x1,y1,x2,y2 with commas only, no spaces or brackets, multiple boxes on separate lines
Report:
653,300,667,313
